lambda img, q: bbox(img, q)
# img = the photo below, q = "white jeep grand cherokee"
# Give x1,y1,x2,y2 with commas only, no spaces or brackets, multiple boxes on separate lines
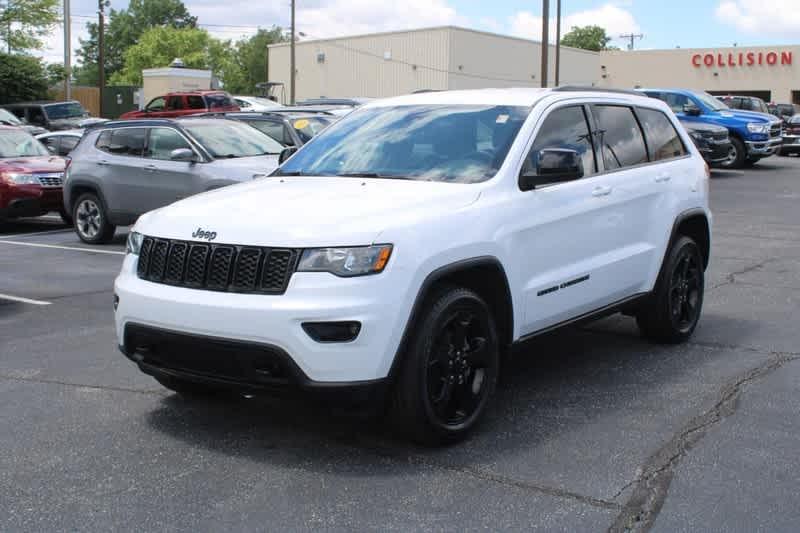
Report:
116,87,711,444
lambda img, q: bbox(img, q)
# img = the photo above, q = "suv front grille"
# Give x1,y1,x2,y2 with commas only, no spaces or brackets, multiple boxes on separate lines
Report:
137,237,299,294
711,130,729,141
33,173,65,187
770,124,782,138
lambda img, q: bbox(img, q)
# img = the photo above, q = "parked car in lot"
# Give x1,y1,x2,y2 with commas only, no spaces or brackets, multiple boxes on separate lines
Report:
680,120,733,167
767,103,800,125
778,115,800,156
64,118,283,244
233,95,283,112
116,87,711,444
1,101,107,132
192,111,336,147
0,126,69,223
642,89,781,169
0,108,47,136
36,130,84,157
120,91,239,120
717,95,774,117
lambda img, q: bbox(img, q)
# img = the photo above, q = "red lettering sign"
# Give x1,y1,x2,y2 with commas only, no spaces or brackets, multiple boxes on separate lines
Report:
691,49,793,67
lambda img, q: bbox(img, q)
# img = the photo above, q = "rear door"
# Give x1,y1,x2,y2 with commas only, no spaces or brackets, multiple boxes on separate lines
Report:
94,127,148,216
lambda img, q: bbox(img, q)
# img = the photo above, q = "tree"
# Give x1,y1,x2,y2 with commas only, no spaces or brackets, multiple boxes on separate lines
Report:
0,52,49,103
74,0,196,86
560,25,617,52
0,0,59,52
228,27,287,94
110,26,216,86
45,62,66,86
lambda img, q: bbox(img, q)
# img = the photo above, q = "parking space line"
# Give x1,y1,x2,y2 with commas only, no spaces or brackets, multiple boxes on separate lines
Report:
0,228,74,240
0,240,125,255
0,293,52,306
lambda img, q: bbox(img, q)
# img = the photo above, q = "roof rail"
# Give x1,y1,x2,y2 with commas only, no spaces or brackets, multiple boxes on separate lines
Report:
553,85,642,96
86,118,176,129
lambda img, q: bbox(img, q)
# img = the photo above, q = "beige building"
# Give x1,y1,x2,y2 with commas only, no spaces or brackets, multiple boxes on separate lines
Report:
267,26,599,102
141,67,212,104
598,45,800,104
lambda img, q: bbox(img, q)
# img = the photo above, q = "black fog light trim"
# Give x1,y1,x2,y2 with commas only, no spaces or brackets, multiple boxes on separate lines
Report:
113,293,119,311
302,321,361,343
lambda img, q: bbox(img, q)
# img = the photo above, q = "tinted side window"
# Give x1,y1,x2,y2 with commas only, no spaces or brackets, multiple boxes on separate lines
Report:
100,128,146,156
166,96,184,110
593,105,648,170
248,120,289,145
637,108,686,161
146,128,192,160
523,105,596,178
206,94,234,109
187,96,205,109
61,136,80,154
42,136,60,153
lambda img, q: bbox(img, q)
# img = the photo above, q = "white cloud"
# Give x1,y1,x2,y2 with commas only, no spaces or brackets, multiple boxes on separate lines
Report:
715,0,800,36
510,3,640,45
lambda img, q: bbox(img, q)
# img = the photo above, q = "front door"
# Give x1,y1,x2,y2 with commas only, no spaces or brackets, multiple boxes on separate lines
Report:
137,127,199,213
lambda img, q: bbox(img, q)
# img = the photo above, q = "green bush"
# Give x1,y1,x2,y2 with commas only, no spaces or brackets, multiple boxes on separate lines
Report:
0,53,50,104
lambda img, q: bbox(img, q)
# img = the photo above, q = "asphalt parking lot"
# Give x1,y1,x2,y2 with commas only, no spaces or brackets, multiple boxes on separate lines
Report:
2,157,800,532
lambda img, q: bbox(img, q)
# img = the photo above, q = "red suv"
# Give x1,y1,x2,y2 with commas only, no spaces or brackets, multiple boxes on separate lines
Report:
0,126,69,223
120,91,239,119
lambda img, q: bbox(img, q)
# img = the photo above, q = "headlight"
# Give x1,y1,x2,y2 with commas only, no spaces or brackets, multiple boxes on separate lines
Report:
297,244,392,277
747,123,768,134
126,231,144,255
2,172,39,185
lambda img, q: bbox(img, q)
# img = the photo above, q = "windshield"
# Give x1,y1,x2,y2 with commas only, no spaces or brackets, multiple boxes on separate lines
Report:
44,102,87,120
0,109,22,125
0,129,49,157
291,116,334,143
695,92,728,112
277,104,530,183
183,120,284,157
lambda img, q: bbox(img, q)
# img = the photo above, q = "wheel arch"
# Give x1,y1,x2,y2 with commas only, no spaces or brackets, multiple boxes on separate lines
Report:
387,256,514,382
669,208,711,270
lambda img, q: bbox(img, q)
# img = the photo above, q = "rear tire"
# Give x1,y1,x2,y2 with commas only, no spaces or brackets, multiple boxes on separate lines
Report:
73,192,115,244
719,137,746,169
391,286,499,445
637,236,705,344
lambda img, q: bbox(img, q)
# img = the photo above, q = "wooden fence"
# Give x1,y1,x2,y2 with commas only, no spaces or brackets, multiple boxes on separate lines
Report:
49,86,100,117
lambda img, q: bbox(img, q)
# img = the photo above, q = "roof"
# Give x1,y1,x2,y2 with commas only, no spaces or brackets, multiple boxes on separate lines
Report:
36,129,84,137
2,100,81,107
267,25,599,56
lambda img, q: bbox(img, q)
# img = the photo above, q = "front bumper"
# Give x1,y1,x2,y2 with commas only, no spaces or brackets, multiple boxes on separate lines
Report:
114,254,411,384
780,135,800,153
745,137,782,157
698,139,733,165
0,185,63,219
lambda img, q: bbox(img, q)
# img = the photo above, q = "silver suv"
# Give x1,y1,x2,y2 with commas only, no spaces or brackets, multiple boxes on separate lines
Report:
63,118,283,244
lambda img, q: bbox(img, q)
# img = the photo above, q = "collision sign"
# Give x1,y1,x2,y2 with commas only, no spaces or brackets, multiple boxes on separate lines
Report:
692,51,793,68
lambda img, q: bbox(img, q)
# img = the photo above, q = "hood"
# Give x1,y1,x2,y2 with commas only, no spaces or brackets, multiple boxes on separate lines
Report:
0,155,66,174
713,109,777,123
134,176,481,247
206,154,280,180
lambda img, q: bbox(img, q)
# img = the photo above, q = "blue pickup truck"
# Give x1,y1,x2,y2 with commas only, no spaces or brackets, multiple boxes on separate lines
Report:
640,89,782,169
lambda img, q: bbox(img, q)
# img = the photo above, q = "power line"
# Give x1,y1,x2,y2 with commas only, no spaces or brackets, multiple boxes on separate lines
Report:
619,33,643,50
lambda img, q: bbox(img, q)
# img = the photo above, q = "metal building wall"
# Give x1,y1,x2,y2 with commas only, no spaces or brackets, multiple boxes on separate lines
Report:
268,27,451,101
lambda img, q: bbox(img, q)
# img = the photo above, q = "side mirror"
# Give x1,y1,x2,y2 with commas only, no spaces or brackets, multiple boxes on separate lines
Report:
683,104,702,116
278,146,298,164
519,148,583,191
170,148,197,162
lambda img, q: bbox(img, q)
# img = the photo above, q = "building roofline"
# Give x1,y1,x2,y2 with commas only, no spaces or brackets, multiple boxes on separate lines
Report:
267,25,599,56
601,44,800,55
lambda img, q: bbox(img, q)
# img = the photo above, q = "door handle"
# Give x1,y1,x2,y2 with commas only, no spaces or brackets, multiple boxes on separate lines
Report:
143,165,158,172
591,186,612,197
655,173,672,183
97,160,110,166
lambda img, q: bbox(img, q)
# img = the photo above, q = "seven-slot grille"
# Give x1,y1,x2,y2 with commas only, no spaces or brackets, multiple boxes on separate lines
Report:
34,172,65,187
137,237,299,294
770,123,782,138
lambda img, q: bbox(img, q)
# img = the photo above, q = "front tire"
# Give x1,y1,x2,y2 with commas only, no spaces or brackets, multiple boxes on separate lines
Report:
637,236,704,344
73,192,115,244
391,286,499,445
719,137,746,169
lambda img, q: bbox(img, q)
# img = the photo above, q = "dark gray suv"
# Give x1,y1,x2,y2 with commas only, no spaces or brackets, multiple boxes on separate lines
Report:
63,118,282,244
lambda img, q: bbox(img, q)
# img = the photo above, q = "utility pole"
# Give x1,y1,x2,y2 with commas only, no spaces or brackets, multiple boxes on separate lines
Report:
540,0,549,88
620,33,643,51
63,0,71,99
98,0,107,116
290,0,295,105
7,0,13,54
554,0,561,86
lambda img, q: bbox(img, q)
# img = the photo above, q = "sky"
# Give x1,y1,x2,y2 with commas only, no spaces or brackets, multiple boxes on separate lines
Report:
39,0,800,65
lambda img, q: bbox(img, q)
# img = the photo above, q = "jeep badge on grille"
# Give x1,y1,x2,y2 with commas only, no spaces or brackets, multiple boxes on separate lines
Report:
192,228,217,241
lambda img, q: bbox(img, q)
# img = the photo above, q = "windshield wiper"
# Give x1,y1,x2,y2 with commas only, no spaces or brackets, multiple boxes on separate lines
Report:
336,172,413,180
275,170,306,176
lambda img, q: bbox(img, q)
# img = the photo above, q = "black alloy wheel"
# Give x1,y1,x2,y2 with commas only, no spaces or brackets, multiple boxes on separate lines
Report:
637,236,705,343
392,286,499,445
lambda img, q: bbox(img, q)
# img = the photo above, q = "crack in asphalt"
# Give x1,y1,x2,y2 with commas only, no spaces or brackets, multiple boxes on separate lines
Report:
708,258,777,291
607,352,800,533
0,373,164,396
